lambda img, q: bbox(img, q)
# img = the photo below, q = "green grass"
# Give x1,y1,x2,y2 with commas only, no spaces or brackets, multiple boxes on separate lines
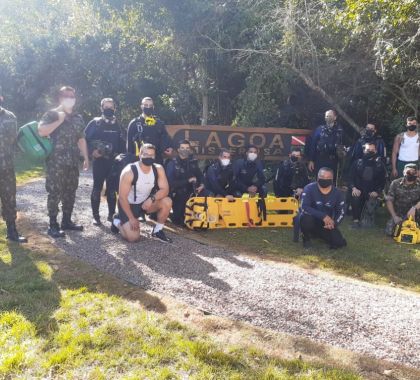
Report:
14,152,44,185
0,228,361,379
202,209,420,292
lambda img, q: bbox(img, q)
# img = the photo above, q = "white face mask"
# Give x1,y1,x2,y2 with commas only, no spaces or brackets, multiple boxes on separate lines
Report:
220,158,230,166
61,97,76,109
247,152,258,161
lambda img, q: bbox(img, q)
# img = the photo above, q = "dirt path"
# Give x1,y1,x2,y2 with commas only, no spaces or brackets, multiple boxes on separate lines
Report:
17,173,420,368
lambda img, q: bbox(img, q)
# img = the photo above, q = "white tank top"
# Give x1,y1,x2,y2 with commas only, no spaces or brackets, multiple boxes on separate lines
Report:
126,162,155,204
399,133,419,161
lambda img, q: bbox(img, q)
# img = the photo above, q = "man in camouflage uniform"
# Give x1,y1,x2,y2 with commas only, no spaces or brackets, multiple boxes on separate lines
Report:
38,86,89,238
0,88,27,243
385,163,420,236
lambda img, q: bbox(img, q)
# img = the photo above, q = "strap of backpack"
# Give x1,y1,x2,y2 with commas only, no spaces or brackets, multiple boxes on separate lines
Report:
151,163,159,194
130,164,139,202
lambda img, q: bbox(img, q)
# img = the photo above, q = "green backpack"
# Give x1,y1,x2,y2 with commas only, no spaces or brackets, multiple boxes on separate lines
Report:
17,121,53,160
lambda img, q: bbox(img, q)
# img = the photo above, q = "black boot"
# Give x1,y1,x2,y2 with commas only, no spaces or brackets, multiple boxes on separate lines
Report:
91,190,102,226
48,218,65,238
6,222,28,243
61,214,83,231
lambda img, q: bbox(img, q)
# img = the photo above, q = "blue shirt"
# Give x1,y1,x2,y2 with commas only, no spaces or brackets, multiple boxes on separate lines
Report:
300,182,345,224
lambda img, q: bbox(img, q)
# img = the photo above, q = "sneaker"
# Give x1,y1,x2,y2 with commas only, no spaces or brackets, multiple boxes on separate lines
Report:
93,215,102,226
107,214,113,223
48,224,66,238
111,217,120,234
350,220,360,229
152,229,173,243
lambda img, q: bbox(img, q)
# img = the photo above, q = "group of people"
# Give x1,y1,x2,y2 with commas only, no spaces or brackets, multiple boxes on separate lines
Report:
0,85,419,250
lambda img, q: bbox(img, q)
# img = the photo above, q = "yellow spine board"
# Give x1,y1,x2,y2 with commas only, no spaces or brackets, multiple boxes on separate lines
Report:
184,196,298,230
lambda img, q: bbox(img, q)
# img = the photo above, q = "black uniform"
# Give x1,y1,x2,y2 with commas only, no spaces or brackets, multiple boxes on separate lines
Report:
350,133,386,163
349,155,386,221
299,182,346,249
307,123,343,179
232,158,266,197
166,156,204,225
204,161,234,196
126,115,172,163
85,117,125,220
273,159,309,197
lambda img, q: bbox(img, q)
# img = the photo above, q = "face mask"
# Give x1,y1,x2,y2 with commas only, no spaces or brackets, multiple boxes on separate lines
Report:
365,129,374,137
407,125,417,131
220,158,230,167
405,173,417,182
318,179,333,188
61,97,76,109
290,155,299,162
103,108,115,119
363,151,376,159
179,149,190,158
141,157,155,166
247,152,258,161
143,107,154,116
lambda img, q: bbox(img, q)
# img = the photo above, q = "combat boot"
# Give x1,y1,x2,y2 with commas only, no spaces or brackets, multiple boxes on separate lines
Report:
91,190,102,226
48,218,65,238
6,222,28,243
61,213,83,231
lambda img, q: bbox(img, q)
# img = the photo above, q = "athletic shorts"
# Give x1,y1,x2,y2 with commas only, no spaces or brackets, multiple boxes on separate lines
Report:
118,201,147,225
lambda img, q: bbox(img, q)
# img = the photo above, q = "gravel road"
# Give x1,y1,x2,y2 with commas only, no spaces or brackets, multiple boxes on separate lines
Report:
17,173,420,368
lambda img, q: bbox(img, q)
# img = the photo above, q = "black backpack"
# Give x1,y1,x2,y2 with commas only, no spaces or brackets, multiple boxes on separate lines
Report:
109,153,159,200
129,163,159,202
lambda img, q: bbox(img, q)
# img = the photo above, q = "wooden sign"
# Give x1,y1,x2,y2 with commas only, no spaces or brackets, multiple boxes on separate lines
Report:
166,125,311,161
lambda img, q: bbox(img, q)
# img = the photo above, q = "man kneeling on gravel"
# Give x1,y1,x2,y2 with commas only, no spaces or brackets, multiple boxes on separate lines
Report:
112,143,173,243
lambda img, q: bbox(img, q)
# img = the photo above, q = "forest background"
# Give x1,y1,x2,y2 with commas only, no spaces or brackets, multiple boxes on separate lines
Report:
1,0,419,147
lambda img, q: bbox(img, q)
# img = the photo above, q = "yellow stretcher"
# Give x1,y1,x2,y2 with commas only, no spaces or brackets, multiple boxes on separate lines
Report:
184,195,298,230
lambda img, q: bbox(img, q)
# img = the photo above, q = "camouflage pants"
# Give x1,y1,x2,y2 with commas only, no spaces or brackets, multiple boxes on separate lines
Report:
45,162,79,219
0,167,17,224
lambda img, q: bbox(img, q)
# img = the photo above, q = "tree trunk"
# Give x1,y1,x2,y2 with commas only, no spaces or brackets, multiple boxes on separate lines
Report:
201,92,209,126
290,66,362,133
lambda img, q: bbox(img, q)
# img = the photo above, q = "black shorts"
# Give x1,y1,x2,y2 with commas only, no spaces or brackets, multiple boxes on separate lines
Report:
118,201,147,225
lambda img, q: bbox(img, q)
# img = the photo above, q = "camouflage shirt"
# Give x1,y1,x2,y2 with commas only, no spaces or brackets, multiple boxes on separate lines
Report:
0,107,17,170
386,178,420,217
40,109,85,166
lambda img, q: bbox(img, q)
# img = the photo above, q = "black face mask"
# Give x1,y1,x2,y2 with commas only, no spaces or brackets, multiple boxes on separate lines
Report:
143,107,154,116
141,157,155,166
407,125,417,131
363,151,376,159
318,179,333,188
365,130,374,138
405,174,417,182
290,155,299,162
103,108,115,119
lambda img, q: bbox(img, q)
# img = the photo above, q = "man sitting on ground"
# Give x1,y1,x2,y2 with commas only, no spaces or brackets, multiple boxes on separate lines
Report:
349,142,386,228
273,147,309,198
385,163,420,236
232,145,266,197
299,167,347,249
204,148,234,199
113,143,173,243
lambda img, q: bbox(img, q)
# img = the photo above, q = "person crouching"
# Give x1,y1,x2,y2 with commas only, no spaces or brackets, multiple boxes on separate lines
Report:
113,143,173,243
